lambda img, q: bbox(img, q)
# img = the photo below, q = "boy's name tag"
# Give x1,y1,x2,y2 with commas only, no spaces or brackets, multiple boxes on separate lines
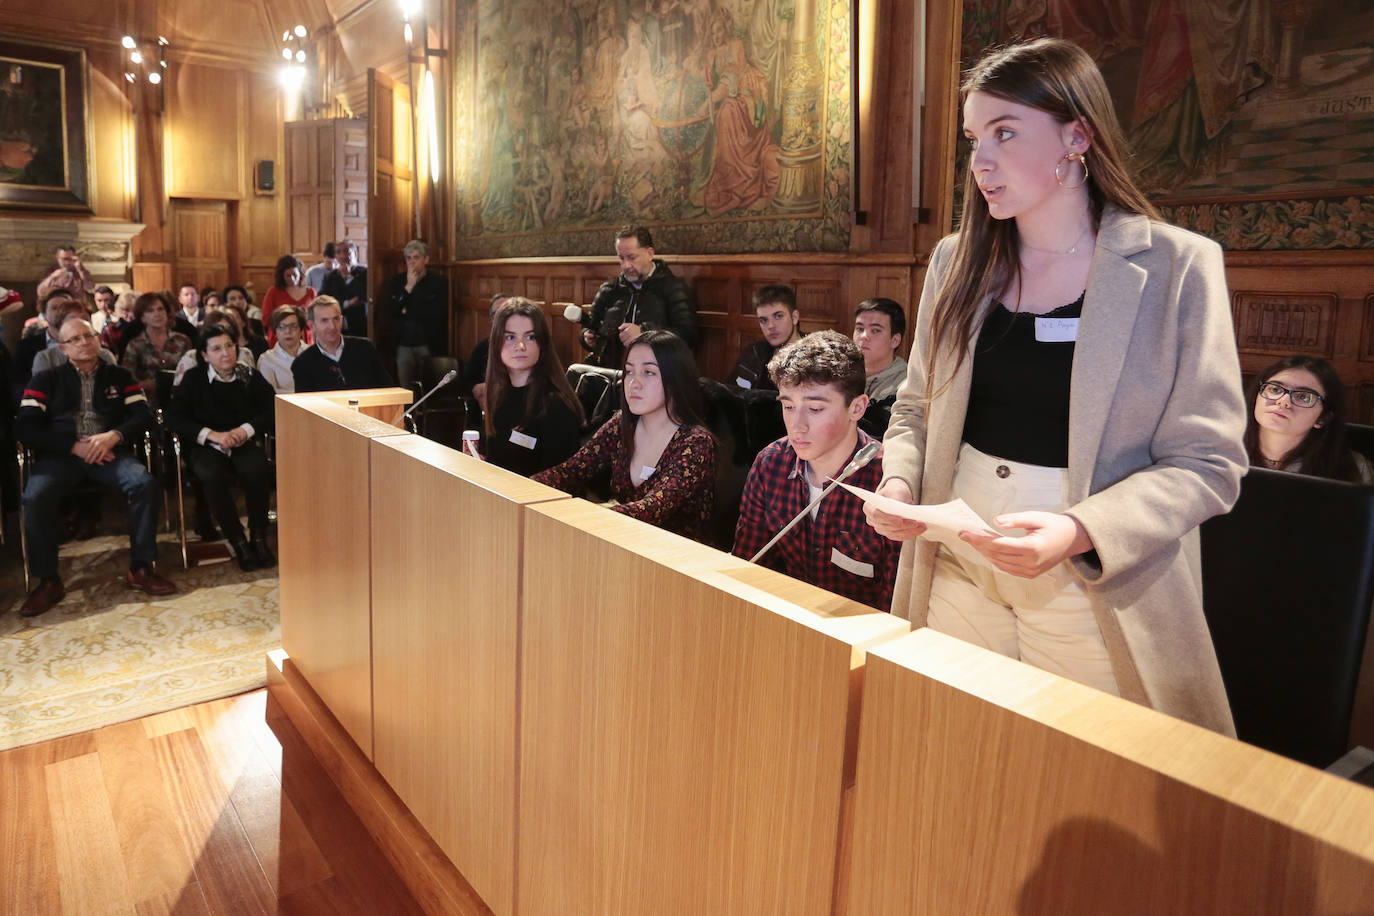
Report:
1034,316,1079,342
830,548,874,578
509,430,538,450
735,377,752,389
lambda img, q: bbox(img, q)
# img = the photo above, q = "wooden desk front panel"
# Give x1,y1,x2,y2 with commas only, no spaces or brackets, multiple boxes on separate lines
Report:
846,628,1374,915
369,437,568,916
276,396,410,760
518,500,896,915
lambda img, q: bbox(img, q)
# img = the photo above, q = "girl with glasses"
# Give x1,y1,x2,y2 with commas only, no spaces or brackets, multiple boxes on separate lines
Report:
865,38,1248,735
1245,355,1373,483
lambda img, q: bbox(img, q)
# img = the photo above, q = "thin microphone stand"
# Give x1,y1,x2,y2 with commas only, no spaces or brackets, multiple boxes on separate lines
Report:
750,442,879,564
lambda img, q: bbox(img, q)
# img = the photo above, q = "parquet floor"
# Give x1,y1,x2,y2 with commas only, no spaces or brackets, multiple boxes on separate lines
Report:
0,689,424,915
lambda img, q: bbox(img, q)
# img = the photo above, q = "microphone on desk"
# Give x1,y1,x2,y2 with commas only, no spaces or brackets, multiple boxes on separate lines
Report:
402,369,459,432
749,441,881,564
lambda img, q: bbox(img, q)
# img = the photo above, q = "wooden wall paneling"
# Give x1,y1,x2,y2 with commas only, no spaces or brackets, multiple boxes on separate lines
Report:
170,200,229,290
243,70,285,267
87,45,136,221
275,394,412,761
518,499,907,915
338,121,369,267
1224,251,1374,424
864,0,919,252
845,627,1374,915
165,62,246,199
131,263,173,295
369,437,569,916
915,0,964,253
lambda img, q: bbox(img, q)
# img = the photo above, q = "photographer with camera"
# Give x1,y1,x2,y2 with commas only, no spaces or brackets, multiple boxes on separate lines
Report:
577,226,698,369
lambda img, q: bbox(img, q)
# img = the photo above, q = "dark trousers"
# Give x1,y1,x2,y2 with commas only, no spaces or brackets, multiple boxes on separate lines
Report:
23,452,160,580
186,443,271,544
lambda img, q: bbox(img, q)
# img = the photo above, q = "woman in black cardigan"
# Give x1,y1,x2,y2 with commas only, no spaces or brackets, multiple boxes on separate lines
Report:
169,323,277,571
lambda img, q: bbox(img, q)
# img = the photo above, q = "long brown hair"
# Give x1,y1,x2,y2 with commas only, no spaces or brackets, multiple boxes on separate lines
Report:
617,330,708,454
926,38,1157,398
1244,355,1362,482
483,298,585,436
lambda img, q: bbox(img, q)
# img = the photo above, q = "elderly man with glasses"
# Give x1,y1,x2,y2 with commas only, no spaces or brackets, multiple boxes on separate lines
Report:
15,315,175,617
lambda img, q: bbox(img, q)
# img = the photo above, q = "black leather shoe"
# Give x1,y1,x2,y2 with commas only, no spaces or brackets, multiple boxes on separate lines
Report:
20,578,65,617
230,540,259,572
250,538,276,569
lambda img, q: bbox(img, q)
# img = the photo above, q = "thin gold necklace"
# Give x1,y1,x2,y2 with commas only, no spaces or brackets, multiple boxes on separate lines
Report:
1020,223,1091,256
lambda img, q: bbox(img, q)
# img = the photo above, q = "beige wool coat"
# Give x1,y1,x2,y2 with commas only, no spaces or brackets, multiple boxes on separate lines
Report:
883,205,1247,735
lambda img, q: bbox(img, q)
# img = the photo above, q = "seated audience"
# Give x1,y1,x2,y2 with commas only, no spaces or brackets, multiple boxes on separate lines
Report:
257,305,307,393
201,288,223,312
224,285,266,337
174,308,256,384
176,282,205,327
465,292,512,406
1245,355,1374,483
731,331,900,611
223,297,269,359
17,315,175,616
101,291,139,359
90,286,116,333
11,293,88,402
261,256,316,344
12,291,81,403
480,298,584,476
534,330,715,540
122,293,194,407
291,295,393,392
730,284,801,391
170,323,277,571
852,297,908,405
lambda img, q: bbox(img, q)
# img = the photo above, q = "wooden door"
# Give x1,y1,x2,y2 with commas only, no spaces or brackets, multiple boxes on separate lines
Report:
286,120,336,262
368,68,413,342
171,199,230,291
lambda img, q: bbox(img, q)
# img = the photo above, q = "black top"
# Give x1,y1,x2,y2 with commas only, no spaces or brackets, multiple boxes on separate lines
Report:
291,337,394,392
962,294,1083,468
387,270,449,353
486,384,583,477
585,259,698,368
169,365,276,444
729,339,779,391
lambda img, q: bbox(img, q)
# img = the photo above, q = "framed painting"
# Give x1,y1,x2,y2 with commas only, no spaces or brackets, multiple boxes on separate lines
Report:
0,36,90,211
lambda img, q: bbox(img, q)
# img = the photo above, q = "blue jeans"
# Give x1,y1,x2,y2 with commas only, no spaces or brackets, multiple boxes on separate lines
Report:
22,452,160,580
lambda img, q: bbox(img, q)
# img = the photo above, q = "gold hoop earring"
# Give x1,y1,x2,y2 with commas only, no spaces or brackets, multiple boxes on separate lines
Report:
1056,152,1089,189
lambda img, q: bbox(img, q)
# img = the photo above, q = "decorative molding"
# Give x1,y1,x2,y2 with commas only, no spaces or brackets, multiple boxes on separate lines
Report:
1364,294,1374,363
1230,291,1338,357
0,218,144,286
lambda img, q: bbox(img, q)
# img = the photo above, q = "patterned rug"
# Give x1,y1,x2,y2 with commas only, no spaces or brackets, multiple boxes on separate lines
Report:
0,528,280,751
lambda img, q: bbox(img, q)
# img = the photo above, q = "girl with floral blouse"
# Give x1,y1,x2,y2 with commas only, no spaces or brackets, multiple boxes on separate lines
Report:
533,330,716,541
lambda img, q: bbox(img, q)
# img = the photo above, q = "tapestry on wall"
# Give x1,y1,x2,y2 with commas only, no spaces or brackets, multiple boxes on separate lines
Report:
960,0,1374,250
453,0,854,256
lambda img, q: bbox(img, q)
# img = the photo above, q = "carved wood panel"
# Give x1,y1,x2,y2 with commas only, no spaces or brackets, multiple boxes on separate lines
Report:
1364,295,1374,363
1231,291,1338,357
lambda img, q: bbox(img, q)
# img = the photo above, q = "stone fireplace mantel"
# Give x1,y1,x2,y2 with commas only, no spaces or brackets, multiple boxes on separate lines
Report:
0,218,146,292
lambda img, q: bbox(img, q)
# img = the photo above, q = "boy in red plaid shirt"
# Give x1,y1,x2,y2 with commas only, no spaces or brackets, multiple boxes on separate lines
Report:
731,330,900,611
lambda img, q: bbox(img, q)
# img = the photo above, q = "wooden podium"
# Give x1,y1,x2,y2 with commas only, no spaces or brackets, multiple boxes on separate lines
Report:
270,393,1374,915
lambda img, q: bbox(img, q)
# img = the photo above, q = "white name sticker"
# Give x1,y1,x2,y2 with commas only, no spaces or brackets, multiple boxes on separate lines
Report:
830,548,874,578
509,430,537,450
1034,317,1079,342
639,465,656,481
735,377,752,389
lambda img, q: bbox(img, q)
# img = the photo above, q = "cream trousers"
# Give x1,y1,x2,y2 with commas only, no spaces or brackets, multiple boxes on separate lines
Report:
926,443,1120,696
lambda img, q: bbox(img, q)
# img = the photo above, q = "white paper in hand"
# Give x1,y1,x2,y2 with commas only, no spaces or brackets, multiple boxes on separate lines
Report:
837,482,1002,568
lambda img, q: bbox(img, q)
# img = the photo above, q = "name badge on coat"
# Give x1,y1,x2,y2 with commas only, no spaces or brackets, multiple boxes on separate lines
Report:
1034,317,1079,342
735,377,752,389
830,548,874,578
509,430,537,450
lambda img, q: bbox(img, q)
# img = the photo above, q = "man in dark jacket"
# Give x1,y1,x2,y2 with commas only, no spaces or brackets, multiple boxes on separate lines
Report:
321,239,369,336
292,296,394,393
582,226,698,368
387,239,449,389
16,316,175,616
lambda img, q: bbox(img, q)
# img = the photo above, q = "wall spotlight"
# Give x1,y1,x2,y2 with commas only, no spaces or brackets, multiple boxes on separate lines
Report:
121,35,136,49
148,72,161,84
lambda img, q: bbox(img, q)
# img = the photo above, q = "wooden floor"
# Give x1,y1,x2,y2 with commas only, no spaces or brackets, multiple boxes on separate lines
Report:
0,689,425,915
